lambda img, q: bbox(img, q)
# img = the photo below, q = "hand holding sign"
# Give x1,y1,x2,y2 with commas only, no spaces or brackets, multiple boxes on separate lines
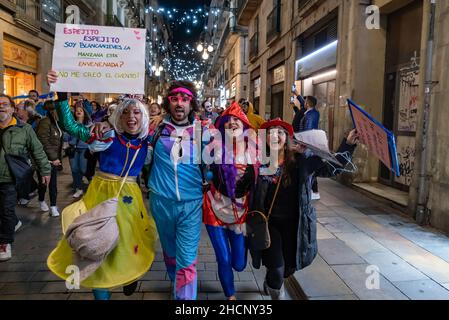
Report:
50,23,146,94
347,99,400,176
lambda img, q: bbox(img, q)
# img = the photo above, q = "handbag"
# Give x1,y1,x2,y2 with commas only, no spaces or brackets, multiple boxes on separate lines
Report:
1,128,33,189
61,147,140,235
246,172,283,251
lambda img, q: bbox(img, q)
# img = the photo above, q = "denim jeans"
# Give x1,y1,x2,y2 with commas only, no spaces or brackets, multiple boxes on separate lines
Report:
69,148,88,190
0,183,19,244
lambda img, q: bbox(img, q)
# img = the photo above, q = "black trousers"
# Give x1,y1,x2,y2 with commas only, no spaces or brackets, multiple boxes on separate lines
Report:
85,151,98,181
0,183,18,244
261,217,299,289
312,175,318,193
37,164,58,206
17,172,38,200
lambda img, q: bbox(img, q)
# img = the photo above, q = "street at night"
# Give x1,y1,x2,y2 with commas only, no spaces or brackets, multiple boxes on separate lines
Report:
1,0,449,308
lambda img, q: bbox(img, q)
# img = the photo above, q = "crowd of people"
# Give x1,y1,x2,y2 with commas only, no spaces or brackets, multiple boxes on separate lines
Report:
0,70,359,301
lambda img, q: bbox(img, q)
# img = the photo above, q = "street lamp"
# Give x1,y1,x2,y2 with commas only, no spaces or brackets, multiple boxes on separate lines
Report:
196,43,204,52
207,45,213,53
202,50,209,60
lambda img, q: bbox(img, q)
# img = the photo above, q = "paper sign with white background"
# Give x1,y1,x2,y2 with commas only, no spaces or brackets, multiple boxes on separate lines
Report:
50,23,146,94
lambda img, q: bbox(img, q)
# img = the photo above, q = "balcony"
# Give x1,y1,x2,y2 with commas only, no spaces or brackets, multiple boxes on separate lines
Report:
266,4,281,44
249,32,258,61
0,0,16,12
237,0,260,26
14,0,41,33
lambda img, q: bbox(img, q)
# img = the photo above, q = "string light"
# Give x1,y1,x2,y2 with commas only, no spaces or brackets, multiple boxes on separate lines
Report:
145,3,223,82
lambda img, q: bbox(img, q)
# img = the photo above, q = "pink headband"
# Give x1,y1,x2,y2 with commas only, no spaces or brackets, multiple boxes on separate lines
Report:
169,87,194,97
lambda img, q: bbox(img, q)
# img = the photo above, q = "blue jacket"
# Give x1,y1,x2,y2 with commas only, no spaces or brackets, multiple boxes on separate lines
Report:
64,132,89,149
299,108,320,132
35,102,47,117
148,119,209,202
292,95,306,133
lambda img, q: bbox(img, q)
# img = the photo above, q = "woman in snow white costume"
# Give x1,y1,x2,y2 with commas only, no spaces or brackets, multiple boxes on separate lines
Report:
46,71,157,300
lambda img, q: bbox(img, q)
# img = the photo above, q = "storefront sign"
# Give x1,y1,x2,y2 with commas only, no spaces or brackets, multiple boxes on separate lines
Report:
50,23,146,94
254,77,261,98
3,40,38,73
296,40,338,80
220,87,226,108
203,88,221,98
273,65,285,84
231,82,236,98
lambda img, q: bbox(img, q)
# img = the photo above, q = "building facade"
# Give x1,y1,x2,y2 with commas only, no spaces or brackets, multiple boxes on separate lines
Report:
145,0,172,104
1,0,146,103
203,0,249,109
204,0,449,235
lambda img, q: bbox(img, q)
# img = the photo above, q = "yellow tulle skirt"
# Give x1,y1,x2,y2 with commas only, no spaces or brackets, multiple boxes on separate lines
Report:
47,174,157,289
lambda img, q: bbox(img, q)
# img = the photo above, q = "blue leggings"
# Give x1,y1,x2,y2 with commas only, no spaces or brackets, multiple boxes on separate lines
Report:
206,225,247,297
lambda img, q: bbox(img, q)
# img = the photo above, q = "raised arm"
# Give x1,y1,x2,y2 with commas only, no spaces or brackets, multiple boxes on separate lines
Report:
47,70,91,142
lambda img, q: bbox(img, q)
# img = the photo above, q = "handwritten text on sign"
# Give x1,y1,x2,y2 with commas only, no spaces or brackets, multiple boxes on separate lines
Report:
349,103,392,170
50,23,146,94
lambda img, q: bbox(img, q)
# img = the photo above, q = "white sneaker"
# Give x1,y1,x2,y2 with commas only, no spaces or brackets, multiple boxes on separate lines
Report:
40,201,50,212
73,189,84,198
0,244,12,261
18,198,30,206
50,206,60,217
311,192,321,200
14,220,22,232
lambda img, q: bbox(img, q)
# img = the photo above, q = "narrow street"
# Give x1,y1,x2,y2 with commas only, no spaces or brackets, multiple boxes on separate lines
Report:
1,159,449,300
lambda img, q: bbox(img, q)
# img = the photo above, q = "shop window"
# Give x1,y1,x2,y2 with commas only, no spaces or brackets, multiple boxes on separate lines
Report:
3,68,35,99
42,0,62,32
266,0,281,44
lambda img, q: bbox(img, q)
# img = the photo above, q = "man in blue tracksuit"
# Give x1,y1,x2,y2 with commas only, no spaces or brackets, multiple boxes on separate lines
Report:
148,81,210,300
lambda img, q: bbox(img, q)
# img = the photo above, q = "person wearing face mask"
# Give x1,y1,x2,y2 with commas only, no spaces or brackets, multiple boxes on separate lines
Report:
45,70,157,300
0,94,51,261
28,90,46,117
239,99,265,130
249,118,359,300
201,100,219,124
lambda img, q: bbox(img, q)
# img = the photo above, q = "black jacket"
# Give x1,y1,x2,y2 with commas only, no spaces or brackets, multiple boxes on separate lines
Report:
249,139,356,270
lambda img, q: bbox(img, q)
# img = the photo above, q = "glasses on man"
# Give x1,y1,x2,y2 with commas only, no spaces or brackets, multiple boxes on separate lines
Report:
168,95,192,104
0,102,11,108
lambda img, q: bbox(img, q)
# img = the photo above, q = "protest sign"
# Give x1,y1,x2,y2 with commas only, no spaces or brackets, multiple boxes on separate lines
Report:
50,23,146,94
347,99,400,176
